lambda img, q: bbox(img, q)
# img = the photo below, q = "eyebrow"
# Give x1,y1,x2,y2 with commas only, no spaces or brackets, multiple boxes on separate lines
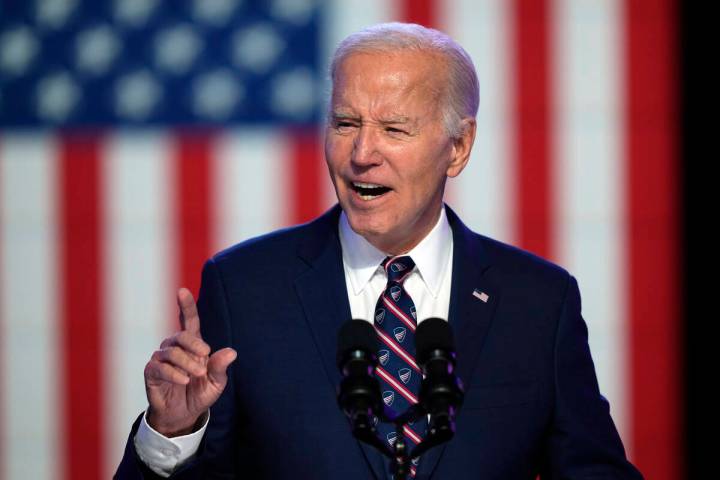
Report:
330,112,359,121
380,115,411,124
330,112,412,124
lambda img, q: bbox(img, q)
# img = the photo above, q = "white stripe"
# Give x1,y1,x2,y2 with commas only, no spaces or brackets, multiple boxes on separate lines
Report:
103,132,174,478
321,0,395,99
383,297,417,332
374,326,420,371
403,425,422,444
0,134,60,480
213,128,288,251
443,0,515,244
376,367,418,404
552,0,629,446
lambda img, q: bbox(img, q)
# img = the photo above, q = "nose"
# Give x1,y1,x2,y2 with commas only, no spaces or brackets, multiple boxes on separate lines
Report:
351,125,382,167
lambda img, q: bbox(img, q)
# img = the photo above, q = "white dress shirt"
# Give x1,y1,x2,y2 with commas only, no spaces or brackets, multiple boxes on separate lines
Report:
134,206,454,477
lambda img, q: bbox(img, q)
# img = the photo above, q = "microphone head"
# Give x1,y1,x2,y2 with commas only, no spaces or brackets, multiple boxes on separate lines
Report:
415,317,455,365
336,319,379,369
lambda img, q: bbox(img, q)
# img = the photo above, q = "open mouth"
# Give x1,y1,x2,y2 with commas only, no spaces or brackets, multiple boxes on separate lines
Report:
350,181,392,200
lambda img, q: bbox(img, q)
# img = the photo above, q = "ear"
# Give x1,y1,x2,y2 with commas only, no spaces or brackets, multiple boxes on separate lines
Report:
446,118,476,178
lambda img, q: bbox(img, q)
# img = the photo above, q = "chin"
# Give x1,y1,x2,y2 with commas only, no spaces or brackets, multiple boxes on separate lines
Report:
344,208,387,237
346,212,383,237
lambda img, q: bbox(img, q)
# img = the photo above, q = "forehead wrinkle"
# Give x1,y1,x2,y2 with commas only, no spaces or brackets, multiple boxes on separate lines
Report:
331,52,446,127
378,114,411,124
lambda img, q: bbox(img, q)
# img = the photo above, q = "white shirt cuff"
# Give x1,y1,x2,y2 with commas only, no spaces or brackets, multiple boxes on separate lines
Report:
133,410,209,477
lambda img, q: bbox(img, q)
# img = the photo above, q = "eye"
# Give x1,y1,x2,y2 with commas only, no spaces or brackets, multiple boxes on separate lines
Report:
334,120,357,132
385,126,407,135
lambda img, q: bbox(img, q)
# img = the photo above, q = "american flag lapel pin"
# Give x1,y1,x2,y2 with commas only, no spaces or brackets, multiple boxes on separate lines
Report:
472,289,489,303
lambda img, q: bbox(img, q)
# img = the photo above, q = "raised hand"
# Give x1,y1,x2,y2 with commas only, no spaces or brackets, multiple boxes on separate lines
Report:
144,287,237,437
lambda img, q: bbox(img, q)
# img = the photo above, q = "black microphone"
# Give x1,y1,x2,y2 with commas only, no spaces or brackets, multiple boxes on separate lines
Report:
415,318,464,443
336,320,384,441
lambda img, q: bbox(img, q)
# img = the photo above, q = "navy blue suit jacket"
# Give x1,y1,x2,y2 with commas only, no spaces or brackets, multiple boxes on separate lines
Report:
115,204,643,479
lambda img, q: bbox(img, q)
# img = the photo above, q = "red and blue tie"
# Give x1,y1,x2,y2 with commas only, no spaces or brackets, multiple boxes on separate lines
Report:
373,256,425,477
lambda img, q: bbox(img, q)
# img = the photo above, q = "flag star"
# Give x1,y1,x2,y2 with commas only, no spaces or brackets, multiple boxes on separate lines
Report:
191,0,241,27
270,66,316,119
75,25,121,76
232,23,285,74
114,70,162,121
35,0,78,29
114,0,159,28
270,0,316,26
154,24,203,75
192,69,243,120
35,71,80,123
0,26,40,76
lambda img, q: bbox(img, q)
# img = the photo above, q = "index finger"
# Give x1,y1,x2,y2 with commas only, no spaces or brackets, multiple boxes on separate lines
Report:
177,287,201,337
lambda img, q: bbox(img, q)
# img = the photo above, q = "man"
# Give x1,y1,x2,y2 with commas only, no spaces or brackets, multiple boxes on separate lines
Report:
115,23,643,479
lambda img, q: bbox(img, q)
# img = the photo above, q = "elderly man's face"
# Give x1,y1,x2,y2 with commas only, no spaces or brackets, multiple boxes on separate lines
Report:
325,50,472,254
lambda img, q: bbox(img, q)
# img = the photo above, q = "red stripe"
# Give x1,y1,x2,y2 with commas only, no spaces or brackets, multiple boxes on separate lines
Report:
399,0,436,27
625,1,682,478
175,131,214,301
374,325,421,372
383,297,417,332
376,366,418,404
513,0,554,260
59,133,104,480
288,128,323,225
403,425,422,445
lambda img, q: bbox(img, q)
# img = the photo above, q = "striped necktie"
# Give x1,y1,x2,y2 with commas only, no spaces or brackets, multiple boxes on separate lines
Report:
373,255,425,478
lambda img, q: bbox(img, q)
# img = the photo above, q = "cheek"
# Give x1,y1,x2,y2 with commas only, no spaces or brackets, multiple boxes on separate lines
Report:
324,146,341,174
325,137,352,169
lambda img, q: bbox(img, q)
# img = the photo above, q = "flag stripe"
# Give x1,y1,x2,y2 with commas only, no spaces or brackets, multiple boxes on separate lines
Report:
321,0,395,84
399,0,437,27
213,129,288,250
0,135,60,479
552,0,629,447
289,129,325,224
445,0,516,244
625,0,681,477
176,132,214,299
59,134,105,480
514,0,554,259
103,133,174,478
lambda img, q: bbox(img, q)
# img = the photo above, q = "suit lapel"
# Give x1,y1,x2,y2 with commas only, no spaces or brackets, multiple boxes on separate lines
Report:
293,205,501,480
293,205,385,479
416,206,501,479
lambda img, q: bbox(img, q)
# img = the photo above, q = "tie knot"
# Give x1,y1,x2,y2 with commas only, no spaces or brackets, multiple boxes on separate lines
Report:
382,256,415,283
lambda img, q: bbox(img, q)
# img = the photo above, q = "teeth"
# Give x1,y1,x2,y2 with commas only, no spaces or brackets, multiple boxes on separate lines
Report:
353,182,385,189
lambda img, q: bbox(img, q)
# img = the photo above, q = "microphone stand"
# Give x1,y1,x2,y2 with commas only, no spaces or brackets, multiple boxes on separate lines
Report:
349,402,458,480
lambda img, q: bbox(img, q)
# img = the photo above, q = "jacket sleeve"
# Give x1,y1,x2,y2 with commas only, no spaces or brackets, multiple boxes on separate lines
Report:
542,274,644,479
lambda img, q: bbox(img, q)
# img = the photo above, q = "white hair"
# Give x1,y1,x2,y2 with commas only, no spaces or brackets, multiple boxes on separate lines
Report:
329,22,479,139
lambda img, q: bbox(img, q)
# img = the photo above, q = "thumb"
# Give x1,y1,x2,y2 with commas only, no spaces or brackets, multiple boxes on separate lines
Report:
207,347,237,385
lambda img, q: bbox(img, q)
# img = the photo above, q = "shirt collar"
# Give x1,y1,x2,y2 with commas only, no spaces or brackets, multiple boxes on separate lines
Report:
338,206,452,298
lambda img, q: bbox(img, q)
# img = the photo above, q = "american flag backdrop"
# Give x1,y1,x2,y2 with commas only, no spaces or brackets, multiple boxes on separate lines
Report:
0,0,681,479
